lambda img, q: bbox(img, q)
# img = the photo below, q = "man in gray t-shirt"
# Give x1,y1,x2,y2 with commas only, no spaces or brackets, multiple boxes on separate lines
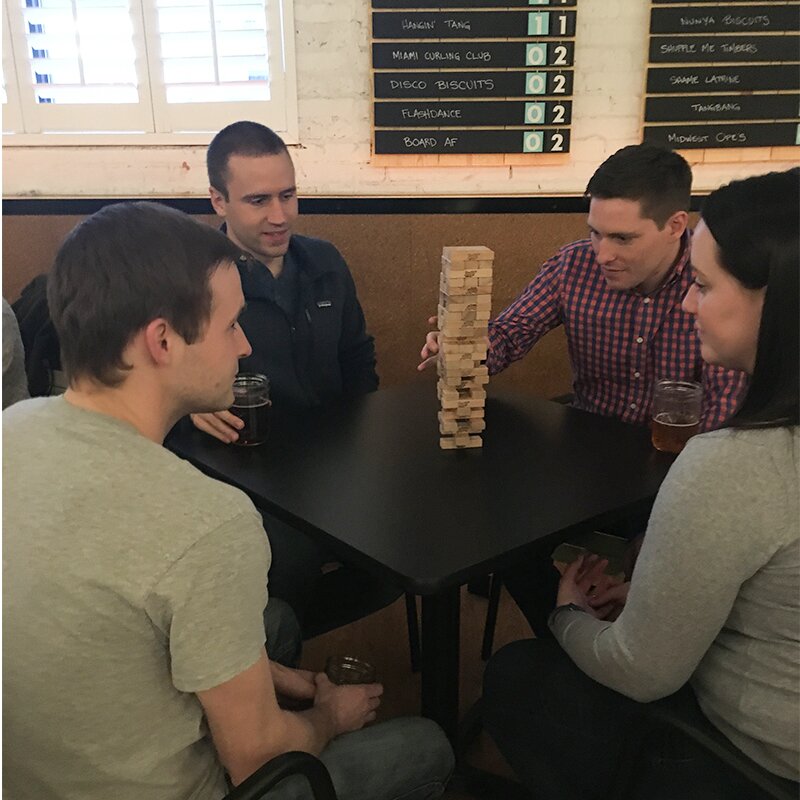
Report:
3,202,453,800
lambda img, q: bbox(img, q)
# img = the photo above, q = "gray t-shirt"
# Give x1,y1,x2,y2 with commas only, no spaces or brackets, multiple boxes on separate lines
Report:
3,397,271,800
3,298,29,409
552,426,800,780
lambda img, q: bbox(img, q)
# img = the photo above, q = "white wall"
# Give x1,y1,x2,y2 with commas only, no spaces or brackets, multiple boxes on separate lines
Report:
3,0,796,198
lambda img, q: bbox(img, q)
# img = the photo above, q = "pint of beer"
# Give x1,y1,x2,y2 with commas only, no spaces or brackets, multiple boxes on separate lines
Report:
651,379,701,454
230,373,272,446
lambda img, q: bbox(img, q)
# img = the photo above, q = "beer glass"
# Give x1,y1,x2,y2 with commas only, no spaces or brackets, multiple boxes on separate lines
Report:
230,373,271,446
651,379,702,453
324,655,376,685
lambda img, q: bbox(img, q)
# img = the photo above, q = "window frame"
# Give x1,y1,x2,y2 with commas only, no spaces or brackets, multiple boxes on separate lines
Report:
1,0,298,145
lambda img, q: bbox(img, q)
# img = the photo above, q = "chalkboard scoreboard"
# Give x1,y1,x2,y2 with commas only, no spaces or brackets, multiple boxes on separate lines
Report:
371,0,577,156
643,1,800,149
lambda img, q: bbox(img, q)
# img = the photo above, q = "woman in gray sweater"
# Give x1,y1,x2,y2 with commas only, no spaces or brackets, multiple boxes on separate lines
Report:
484,168,799,799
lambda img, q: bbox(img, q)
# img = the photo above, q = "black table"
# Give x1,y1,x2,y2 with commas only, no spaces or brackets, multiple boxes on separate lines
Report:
169,385,674,738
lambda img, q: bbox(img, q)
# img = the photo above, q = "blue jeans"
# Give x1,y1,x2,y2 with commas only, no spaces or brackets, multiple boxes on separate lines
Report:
266,717,454,800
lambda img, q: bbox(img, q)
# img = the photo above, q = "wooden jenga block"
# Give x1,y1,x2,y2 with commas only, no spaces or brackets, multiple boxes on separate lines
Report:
442,246,494,262
439,435,483,449
438,414,487,434
440,336,489,351
437,383,487,401
439,396,486,410
439,407,485,421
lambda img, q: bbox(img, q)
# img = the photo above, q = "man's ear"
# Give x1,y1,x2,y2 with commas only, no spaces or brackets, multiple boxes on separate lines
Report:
667,210,689,239
209,186,227,218
142,318,177,366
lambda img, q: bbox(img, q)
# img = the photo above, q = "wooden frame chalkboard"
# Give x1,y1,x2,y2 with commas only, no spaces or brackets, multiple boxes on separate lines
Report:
371,1,579,161
643,1,800,153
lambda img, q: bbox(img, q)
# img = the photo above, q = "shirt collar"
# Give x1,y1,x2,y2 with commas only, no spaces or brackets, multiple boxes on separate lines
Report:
631,228,692,297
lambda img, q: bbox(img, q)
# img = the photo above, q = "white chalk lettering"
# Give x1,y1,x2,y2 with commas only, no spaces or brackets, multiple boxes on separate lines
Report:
723,14,770,28
403,136,438,148
660,43,697,54
716,131,747,143
670,74,700,85
667,132,710,144
720,42,758,54
424,51,461,62
390,79,427,90
401,108,462,120
435,79,495,91
680,15,714,27
401,19,435,30
705,74,740,85
690,102,741,113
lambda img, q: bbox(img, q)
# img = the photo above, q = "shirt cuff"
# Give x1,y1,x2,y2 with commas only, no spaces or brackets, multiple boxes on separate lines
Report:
548,602,586,628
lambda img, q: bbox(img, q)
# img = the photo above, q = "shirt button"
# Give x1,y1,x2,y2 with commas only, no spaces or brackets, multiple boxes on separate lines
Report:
630,403,637,409
634,371,641,378
636,336,644,344
643,298,651,304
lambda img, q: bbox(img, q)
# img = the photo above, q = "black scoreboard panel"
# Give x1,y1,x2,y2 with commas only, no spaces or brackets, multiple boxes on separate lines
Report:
651,6,799,34
375,128,571,154
371,2,578,155
373,0,576,7
644,122,799,148
649,35,798,63
373,41,575,69
375,71,574,98
645,93,799,122
372,11,577,39
644,2,800,149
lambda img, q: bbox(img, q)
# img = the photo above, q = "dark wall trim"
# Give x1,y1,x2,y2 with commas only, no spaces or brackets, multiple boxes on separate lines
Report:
2,195,705,216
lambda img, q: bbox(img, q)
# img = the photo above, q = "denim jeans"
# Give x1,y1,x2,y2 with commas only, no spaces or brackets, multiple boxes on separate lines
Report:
266,716,455,800
484,638,758,800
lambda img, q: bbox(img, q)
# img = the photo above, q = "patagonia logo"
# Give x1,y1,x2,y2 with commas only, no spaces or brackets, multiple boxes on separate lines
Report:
317,300,332,308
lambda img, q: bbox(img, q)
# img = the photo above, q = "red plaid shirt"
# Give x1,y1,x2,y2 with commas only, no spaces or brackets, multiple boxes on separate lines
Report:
487,232,747,430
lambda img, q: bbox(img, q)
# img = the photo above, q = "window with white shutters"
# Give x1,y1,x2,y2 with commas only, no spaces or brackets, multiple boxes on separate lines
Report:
1,0,295,137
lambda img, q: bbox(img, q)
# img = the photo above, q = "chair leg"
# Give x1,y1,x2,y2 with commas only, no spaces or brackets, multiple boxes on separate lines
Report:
405,593,421,673
481,574,502,661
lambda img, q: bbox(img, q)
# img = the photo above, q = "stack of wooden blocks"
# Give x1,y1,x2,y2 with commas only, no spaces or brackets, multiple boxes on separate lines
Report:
437,245,493,449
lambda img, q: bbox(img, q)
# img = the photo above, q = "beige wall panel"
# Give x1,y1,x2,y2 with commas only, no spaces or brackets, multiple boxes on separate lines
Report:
3,211,588,398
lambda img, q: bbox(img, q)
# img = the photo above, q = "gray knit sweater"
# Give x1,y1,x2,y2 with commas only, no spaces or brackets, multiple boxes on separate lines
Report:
551,426,800,780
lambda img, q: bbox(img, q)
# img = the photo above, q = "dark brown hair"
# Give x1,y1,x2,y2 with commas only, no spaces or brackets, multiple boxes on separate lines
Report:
701,168,799,428
48,201,242,387
586,144,692,227
207,121,289,200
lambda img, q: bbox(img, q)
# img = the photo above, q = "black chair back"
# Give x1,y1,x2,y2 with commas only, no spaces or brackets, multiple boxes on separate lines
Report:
223,751,338,800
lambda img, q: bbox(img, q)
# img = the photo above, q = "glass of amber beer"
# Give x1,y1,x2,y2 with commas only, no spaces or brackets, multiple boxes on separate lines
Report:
230,373,272,446
651,379,702,453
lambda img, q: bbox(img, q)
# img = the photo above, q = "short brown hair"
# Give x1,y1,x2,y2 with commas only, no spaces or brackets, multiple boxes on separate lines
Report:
585,144,692,227
48,201,242,387
207,121,289,200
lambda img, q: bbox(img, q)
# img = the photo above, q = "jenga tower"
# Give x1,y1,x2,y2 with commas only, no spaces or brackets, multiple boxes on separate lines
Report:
437,246,493,449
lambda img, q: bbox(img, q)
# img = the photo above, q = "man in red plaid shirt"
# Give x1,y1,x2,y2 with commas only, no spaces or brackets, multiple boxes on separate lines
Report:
420,144,747,431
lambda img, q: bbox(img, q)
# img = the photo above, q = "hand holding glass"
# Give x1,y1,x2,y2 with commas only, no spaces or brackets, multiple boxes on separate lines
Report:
324,655,377,685
229,373,272,446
